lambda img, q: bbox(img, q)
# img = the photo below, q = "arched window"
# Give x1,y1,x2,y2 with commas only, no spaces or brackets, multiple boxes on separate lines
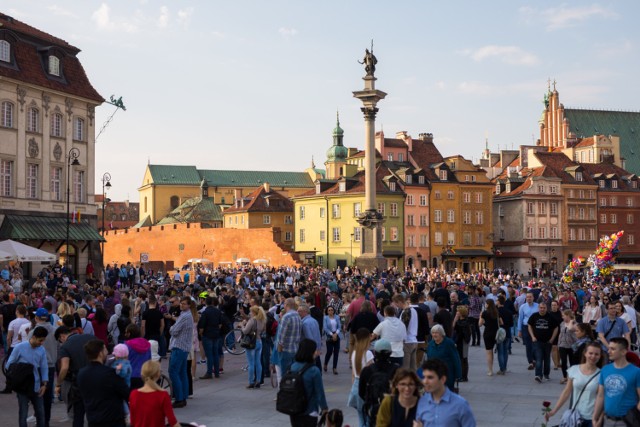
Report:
27,107,39,132
48,55,60,76
0,40,9,62
51,113,63,137
170,195,180,209
1,101,13,128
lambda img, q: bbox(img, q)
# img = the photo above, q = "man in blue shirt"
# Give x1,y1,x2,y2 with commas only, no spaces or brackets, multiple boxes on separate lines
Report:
298,303,322,370
415,359,476,427
593,337,640,426
596,302,630,361
517,291,539,370
6,326,49,427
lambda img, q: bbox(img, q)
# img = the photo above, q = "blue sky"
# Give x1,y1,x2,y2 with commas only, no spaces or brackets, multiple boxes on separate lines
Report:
4,1,640,201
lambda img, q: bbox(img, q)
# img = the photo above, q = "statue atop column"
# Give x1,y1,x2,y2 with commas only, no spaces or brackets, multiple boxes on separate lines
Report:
359,47,377,77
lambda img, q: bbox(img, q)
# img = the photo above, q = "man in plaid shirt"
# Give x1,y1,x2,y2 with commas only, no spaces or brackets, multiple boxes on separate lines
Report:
277,298,301,373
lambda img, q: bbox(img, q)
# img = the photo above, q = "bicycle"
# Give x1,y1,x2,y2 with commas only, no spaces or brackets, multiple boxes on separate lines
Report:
223,328,246,355
157,372,173,397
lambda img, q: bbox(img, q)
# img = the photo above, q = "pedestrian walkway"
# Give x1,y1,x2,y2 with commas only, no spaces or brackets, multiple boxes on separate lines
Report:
0,340,565,426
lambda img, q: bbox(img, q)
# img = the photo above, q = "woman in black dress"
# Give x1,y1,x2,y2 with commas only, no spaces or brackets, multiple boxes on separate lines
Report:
479,299,501,376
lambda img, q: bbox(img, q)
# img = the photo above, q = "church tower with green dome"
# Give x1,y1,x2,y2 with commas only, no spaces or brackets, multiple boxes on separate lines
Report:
325,111,348,179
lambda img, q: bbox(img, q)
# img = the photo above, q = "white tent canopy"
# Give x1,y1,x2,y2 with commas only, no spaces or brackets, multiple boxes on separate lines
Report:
235,258,250,263
0,240,56,262
253,259,269,264
0,249,12,261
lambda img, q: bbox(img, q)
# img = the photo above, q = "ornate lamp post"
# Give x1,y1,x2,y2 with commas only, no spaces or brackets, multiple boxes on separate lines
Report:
101,172,112,256
65,148,80,270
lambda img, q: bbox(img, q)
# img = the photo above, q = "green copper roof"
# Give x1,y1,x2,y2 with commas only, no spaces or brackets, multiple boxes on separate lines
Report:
157,197,223,224
564,109,640,176
147,165,314,188
0,215,105,241
326,144,348,161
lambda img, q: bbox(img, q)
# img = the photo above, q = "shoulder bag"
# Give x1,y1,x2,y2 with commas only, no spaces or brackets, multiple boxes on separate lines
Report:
240,320,257,349
495,315,506,344
559,371,599,427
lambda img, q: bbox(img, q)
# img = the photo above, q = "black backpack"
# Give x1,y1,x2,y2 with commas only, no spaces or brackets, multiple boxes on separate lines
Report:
363,367,392,425
276,363,313,415
6,362,35,395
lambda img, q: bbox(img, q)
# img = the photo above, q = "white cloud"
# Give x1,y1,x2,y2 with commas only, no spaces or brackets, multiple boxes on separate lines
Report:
157,6,169,29
177,8,194,28
92,3,138,33
457,81,493,96
47,5,77,18
521,4,618,31
468,45,538,66
278,27,298,37
435,81,446,90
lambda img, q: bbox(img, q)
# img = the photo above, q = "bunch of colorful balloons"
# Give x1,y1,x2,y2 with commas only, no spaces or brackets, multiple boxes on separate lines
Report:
588,230,624,278
562,256,585,283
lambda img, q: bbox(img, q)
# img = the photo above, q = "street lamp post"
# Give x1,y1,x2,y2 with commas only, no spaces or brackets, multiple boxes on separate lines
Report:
101,172,112,257
350,233,354,267
65,148,80,271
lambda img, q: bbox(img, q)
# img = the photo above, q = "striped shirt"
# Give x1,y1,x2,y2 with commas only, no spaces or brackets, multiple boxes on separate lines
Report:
279,311,302,353
169,310,194,352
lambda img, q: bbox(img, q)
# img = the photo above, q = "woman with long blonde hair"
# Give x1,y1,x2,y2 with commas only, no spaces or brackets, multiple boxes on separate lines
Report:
129,360,179,427
241,305,266,388
348,328,374,427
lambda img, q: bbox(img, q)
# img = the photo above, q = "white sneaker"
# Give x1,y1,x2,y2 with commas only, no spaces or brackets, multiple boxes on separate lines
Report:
27,416,36,423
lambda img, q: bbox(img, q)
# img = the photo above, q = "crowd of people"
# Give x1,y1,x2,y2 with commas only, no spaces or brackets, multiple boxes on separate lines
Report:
1,261,640,427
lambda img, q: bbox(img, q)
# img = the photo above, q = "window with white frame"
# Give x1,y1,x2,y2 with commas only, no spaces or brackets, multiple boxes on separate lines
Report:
539,227,546,239
476,231,484,246
589,208,595,220
284,215,292,224
499,229,505,240
389,182,396,191
578,208,585,220
498,205,504,216
447,232,455,245
628,214,634,224
300,229,305,242
407,214,414,226
420,235,428,247
463,232,471,246
569,228,576,240
538,184,545,193
353,227,361,242
241,216,244,225
538,202,546,215
354,202,361,217
551,227,558,239
27,108,39,133
434,191,441,199
405,175,412,184
475,211,483,225
0,40,9,62
447,209,455,223
434,210,442,222
568,190,575,198
589,190,595,199
629,234,635,245
332,227,341,242
434,231,442,246
568,207,575,219
339,181,346,192
332,203,340,218
420,214,428,226
398,153,404,162
319,230,325,241
51,113,63,137
550,185,558,194
633,181,638,189
589,228,596,240
407,234,415,247
284,231,292,241
50,166,62,201
527,227,534,239
464,175,469,182
463,192,471,203
580,190,586,199
48,56,60,76
74,117,84,141
575,171,583,181
418,176,425,184
612,180,618,189
1,101,13,128
319,207,324,218
610,197,617,206
406,195,414,206
627,197,633,207
387,153,393,161
317,255,324,265
390,203,398,217
578,228,586,240
611,214,617,224
263,215,271,224
471,175,476,182
377,203,385,216
463,211,471,224
600,197,606,207
73,170,84,203
447,190,454,200
601,214,607,223
599,180,605,188
299,206,305,219
1,159,13,196
419,195,427,206
527,202,535,215
439,170,447,180
550,202,558,215
26,163,38,199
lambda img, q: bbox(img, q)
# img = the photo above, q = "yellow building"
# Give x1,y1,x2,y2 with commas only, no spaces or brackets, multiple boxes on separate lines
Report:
223,182,295,247
293,166,405,269
137,165,318,225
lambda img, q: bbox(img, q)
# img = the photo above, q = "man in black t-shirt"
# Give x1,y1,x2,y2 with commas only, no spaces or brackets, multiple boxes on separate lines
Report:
433,297,453,338
142,294,165,357
0,294,16,353
527,302,559,383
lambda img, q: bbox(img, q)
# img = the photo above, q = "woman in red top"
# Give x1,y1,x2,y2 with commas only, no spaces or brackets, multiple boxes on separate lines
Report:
130,360,179,427
90,307,110,345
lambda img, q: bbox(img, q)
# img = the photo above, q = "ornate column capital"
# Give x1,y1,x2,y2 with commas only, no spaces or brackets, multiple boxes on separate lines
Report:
361,106,379,120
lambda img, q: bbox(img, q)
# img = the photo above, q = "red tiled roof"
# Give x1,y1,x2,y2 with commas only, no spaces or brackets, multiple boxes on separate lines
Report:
409,139,444,181
0,13,103,102
296,165,397,197
581,163,637,190
384,138,408,148
224,185,293,213
350,149,382,159
533,152,595,184
574,138,595,148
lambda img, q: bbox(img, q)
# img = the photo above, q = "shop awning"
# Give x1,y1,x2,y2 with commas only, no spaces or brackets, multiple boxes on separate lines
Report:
0,215,105,242
445,249,493,257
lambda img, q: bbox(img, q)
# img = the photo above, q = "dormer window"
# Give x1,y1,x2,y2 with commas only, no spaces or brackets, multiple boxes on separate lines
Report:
418,176,425,185
612,180,618,189
389,182,396,191
439,170,447,180
575,171,583,182
0,40,9,63
48,55,60,76
315,183,321,194
495,183,500,194
339,181,346,192
405,175,412,184
599,179,605,188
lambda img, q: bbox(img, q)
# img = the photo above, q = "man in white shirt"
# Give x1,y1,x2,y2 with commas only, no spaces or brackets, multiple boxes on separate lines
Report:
372,305,406,367
393,294,418,371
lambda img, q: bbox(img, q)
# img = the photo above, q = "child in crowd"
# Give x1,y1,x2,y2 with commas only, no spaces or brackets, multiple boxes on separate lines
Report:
111,344,133,419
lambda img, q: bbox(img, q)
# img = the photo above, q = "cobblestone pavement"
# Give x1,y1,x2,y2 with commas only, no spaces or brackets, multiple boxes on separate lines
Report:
0,338,566,427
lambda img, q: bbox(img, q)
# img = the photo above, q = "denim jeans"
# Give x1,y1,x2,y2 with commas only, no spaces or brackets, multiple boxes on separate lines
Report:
169,347,189,401
521,328,534,364
245,339,262,385
496,338,509,372
261,336,272,381
202,336,221,376
533,341,552,378
43,368,54,427
279,351,295,374
17,392,44,427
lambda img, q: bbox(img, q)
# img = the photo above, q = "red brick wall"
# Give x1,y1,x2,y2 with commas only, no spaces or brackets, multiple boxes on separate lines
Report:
103,223,300,267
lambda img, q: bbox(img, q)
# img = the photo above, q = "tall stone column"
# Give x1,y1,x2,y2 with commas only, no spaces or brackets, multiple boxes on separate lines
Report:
352,50,387,273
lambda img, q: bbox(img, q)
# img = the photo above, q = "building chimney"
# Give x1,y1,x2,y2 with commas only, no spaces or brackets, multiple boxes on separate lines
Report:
418,133,433,143
263,182,270,193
